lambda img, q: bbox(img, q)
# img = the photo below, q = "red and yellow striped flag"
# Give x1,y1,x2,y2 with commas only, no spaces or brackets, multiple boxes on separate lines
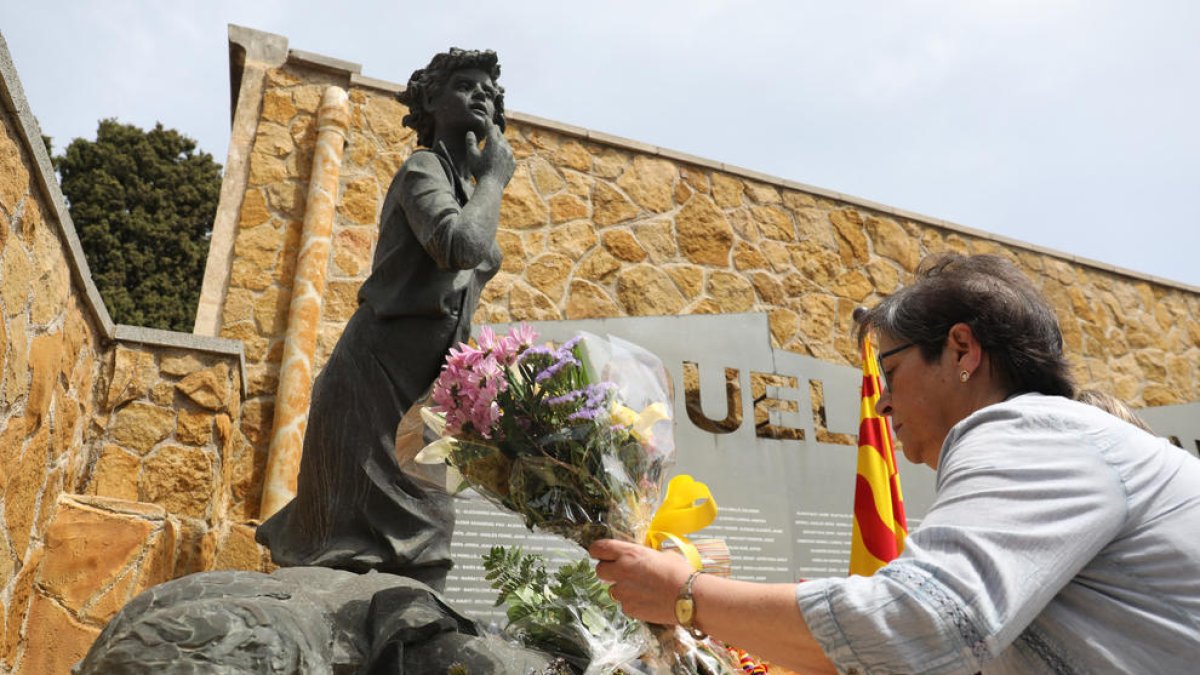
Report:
849,336,908,576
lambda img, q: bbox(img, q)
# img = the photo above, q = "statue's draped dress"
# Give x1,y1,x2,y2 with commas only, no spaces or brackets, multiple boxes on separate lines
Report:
256,145,500,590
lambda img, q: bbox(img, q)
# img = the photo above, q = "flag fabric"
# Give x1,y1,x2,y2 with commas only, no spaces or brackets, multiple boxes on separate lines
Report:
849,336,908,576
727,646,769,673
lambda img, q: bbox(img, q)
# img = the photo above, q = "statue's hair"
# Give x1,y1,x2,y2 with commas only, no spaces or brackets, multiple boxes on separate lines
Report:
396,48,505,148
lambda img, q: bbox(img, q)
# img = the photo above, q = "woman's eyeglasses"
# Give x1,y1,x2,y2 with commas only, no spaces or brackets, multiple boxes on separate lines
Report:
876,342,915,391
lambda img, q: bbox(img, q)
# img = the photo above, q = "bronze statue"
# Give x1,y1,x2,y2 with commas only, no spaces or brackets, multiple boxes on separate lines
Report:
79,50,559,674
77,567,555,673
256,48,516,591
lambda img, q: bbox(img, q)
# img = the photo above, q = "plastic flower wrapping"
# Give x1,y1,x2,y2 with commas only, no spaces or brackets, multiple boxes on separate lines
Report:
396,325,745,674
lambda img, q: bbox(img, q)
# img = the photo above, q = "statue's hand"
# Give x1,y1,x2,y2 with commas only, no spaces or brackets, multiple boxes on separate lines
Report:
465,125,516,186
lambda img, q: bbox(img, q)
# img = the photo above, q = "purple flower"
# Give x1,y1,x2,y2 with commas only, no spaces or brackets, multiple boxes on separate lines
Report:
518,344,553,363
430,326,635,446
567,407,603,422
584,382,616,407
545,390,585,407
534,358,572,384
532,344,581,384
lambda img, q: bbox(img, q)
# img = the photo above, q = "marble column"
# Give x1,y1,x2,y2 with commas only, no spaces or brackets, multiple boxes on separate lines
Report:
259,86,350,519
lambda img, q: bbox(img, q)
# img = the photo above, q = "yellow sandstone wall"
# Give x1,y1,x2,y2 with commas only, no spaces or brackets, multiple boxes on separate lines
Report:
84,344,262,571
0,34,258,673
0,91,105,674
204,35,1199,516
5,337,257,674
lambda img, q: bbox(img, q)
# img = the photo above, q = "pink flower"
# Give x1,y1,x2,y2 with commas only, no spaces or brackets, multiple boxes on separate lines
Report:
509,323,537,349
429,325,550,438
472,356,504,389
492,323,537,366
492,323,537,365
469,399,502,438
476,325,499,354
447,343,483,370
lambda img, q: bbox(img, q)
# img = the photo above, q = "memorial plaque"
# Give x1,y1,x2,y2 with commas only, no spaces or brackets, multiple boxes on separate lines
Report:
1139,402,1200,459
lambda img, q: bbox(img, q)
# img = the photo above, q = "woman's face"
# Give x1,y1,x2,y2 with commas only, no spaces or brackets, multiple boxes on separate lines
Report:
426,68,498,139
874,333,961,470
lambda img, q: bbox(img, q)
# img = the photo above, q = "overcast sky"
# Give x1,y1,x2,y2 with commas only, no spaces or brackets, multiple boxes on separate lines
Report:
3,1,1198,288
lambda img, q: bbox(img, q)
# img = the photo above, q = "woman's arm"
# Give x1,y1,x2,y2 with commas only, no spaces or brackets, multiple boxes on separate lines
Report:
590,540,837,673
593,409,1129,673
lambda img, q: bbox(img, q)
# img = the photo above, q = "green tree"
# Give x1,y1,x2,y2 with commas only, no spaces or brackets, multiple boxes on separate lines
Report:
55,119,221,331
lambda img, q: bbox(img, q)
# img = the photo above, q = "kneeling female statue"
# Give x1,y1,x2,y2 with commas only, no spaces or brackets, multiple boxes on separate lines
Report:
256,48,516,592
78,50,535,675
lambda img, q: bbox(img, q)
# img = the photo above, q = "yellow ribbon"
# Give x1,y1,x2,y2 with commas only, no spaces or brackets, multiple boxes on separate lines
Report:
644,474,718,570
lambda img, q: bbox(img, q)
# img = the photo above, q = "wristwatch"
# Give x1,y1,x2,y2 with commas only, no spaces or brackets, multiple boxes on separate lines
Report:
674,570,707,639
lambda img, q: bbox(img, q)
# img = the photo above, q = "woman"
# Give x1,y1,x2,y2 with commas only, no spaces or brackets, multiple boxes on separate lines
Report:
256,49,515,591
591,254,1200,673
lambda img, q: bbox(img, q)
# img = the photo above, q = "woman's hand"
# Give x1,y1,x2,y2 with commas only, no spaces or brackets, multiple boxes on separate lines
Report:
592,539,839,673
465,124,516,185
589,539,694,625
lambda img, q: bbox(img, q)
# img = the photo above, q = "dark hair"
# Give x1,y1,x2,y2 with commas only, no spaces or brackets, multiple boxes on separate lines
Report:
396,48,506,148
857,253,1075,398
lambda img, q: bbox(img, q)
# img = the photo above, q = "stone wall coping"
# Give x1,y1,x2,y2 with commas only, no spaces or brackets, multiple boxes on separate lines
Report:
229,24,289,63
226,24,289,118
348,72,402,95
234,24,1200,295
287,49,362,76
0,31,118,337
114,325,248,397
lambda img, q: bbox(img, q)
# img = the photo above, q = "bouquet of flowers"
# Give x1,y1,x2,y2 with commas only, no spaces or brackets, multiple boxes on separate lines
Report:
406,324,673,547
398,324,741,674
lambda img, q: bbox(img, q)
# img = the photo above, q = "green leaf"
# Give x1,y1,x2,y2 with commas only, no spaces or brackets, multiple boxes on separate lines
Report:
482,545,646,671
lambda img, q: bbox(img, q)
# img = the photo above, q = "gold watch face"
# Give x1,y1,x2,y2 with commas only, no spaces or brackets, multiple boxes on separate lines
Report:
674,597,695,626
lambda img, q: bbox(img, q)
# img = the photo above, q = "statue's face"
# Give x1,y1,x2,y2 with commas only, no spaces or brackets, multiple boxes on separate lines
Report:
425,68,498,138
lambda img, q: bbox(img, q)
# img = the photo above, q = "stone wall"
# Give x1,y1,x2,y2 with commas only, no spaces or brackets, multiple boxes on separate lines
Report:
202,33,1200,522
0,85,105,673
84,337,263,571
1,33,257,673
2,335,257,674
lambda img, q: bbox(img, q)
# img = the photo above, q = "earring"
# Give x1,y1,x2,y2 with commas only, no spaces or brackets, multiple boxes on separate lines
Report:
959,370,970,383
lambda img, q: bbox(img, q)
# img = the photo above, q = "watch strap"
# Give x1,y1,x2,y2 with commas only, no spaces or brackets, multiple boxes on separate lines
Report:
676,570,707,639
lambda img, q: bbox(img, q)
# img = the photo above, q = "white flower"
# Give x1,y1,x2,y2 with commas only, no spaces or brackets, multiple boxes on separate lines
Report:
445,464,469,494
414,436,457,464
420,406,447,436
